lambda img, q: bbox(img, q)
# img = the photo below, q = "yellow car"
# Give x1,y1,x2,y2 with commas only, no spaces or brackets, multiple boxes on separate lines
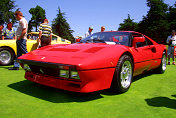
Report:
0,32,71,66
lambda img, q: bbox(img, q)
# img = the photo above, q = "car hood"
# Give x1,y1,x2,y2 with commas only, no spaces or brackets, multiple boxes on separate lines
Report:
18,43,128,70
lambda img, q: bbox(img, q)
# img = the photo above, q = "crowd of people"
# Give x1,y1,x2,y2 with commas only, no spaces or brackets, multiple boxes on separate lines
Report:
85,26,105,38
0,10,53,70
0,10,176,70
75,26,105,42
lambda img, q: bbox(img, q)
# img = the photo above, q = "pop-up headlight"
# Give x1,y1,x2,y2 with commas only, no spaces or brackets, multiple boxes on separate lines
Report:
59,65,80,79
70,71,80,79
60,70,69,78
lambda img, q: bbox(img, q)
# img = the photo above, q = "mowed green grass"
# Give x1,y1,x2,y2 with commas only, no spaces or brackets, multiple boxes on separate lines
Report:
0,65,176,118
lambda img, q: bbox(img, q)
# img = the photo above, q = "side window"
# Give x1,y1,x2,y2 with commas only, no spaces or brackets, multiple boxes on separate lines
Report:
30,35,39,40
61,38,66,42
52,36,57,41
144,36,153,45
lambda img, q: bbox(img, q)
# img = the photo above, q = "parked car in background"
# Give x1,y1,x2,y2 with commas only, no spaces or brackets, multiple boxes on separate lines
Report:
18,31,167,93
0,32,71,66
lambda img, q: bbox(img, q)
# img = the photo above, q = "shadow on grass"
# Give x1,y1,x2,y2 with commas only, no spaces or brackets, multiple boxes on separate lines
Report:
8,80,104,103
7,69,159,103
99,89,121,96
172,95,176,98
132,69,164,83
133,71,153,83
145,96,176,109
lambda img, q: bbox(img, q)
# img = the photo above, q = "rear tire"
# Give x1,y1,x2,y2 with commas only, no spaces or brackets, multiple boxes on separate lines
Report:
154,52,166,74
0,47,15,66
111,55,133,93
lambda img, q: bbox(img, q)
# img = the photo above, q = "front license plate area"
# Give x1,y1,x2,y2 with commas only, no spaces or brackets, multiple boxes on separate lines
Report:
33,74,42,82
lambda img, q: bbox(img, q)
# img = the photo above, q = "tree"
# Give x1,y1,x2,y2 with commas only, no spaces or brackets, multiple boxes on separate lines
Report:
28,5,46,32
0,0,17,25
118,14,138,31
137,0,169,43
52,8,74,42
167,3,176,32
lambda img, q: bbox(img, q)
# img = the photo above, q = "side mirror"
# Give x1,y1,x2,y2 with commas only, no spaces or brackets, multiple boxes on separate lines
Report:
133,37,145,42
76,38,81,42
133,37,145,48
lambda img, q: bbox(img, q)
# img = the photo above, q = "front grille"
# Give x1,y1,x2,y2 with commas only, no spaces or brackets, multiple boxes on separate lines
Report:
29,65,60,77
18,59,80,81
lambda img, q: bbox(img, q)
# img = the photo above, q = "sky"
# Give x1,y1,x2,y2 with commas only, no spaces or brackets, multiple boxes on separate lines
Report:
15,0,176,37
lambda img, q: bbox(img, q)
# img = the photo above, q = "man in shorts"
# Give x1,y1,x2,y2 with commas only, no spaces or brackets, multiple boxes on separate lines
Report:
166,30,176,65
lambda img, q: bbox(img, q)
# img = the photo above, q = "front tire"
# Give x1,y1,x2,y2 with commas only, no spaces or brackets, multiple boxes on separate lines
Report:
0,47,15,66
111,55,133,93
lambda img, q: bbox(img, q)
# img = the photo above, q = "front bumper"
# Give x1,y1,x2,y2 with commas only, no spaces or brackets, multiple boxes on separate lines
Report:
25,67,115,93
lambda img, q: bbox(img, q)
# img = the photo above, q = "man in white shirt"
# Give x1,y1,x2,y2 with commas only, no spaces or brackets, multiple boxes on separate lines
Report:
166,30,176,65
8,11,28,70
85,26,93,37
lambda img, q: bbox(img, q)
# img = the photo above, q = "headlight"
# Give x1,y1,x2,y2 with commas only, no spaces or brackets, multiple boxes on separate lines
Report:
59,65,80,79
70,71,80,79
23,64,31,71
60,70,69,78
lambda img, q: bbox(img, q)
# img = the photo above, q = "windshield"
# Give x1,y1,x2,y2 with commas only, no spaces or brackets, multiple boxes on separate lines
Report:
80,32,130,46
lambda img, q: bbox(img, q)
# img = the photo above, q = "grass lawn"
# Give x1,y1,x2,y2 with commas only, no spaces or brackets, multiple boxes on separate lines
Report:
0,65,176,118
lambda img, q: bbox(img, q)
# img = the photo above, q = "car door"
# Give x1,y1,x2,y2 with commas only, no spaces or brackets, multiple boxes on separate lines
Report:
144,35,161,69
131,33,155,76
27,34,38,52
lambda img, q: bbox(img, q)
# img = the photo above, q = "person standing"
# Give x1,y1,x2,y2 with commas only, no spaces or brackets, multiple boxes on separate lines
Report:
38,19,52,47
85,26,93,37
2,22,16,40
8,11,28,70
101,26,105,32
166,30,176,65
0,25,4,40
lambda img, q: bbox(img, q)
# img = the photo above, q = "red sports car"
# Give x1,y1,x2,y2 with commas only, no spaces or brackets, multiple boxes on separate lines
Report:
17,31,167,93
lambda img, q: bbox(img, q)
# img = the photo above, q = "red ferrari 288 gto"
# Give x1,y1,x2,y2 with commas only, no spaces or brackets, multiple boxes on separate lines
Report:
17,31,167,93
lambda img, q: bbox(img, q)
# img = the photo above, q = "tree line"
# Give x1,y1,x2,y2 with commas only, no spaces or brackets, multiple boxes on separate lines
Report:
0,0,176,43
118,0,176,44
